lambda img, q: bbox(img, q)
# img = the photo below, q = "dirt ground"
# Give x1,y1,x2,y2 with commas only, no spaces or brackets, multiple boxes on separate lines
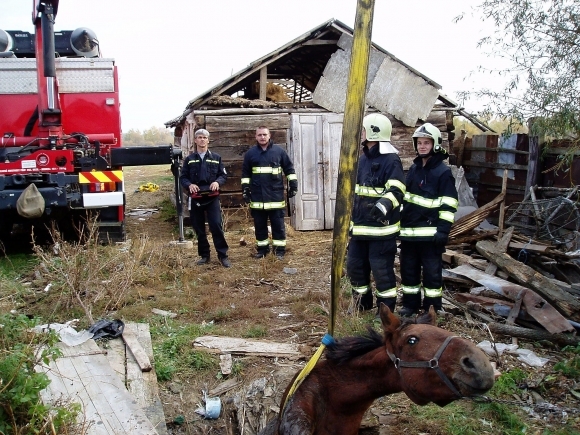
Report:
96,167,580,433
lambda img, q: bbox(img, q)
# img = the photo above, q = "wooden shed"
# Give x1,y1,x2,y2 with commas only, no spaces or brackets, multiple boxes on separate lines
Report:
165,19,488,230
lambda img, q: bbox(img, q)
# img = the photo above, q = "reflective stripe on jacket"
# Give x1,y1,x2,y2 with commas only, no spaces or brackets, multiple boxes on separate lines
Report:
241,140,297,210
179,150,227,191
350,143,405,240
399,153,458,241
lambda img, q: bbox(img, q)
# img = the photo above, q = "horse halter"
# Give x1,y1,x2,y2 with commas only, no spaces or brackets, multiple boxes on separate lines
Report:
386,335,463,398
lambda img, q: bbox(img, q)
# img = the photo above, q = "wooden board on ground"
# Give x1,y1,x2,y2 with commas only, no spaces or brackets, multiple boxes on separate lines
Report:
107,323,168,435
193,335,304,358
121,328,152,372
35,339,159,435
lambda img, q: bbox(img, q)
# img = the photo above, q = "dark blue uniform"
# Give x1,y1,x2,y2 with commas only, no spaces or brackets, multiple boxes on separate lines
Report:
347,144,405,312
180,150,229,260
241,140,297,256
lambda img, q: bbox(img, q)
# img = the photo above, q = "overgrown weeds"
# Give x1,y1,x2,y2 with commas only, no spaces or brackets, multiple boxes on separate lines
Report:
0,313,84,434
32,221,163,325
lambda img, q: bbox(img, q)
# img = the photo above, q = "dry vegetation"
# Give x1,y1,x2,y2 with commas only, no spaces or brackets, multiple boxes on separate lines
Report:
1,165,580,434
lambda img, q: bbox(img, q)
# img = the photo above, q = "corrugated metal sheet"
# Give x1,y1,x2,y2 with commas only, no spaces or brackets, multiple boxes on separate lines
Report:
312,33,439,126
0,58,115,94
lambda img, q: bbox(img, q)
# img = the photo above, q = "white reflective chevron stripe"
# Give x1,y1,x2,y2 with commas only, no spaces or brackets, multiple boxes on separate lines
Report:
272,239,286,246
256,239,269,247
441,196,459,208
404,193,440,208
287,174,297,181
400,227,437,237
386,179,406,194
351,222,400,237
404,193,459,210
206,159,220,164
402,285,421,295
252,167,282,174
355,185,385,197
188,159,201,164
352,285,369,294
241,178,251,184
439,210,455,223
376,287,397,298
385,192,399,208
424,287,442,297
250,201,286,209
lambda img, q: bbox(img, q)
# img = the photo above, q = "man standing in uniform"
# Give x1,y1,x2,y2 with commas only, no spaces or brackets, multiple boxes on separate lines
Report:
180,129,231,268
347,113,405,315
241,126,298,259
399,123,458,315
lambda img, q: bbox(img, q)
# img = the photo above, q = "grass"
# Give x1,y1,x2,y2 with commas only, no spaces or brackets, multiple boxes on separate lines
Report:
150,318,218,381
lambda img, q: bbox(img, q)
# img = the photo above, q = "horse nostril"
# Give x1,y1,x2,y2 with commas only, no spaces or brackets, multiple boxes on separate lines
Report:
462,357,475,369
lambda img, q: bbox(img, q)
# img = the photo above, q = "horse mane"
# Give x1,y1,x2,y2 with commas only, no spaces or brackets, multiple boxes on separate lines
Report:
324,313,432,365
325,327,383,365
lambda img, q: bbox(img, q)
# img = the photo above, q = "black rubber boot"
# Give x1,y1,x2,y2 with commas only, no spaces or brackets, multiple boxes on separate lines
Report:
422,297,442,313
399,293,421,317
376,297,396,313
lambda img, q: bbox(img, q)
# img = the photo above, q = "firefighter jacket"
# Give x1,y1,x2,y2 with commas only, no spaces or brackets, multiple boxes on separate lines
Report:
241,140,297,210
179,150,227,191
399,153,458,242
350,143,406,240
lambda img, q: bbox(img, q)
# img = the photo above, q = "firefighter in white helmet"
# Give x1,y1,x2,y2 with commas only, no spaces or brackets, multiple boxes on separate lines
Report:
398,123,458,316
347,113,406,315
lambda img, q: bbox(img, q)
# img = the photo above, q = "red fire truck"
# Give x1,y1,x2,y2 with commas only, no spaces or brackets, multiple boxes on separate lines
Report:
0,0,177,242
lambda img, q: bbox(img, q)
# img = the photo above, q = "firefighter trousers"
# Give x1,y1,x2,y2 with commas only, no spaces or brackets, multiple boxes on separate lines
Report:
346,238,397,311
251,208,286,255
190,197,229,259
399,240,444,312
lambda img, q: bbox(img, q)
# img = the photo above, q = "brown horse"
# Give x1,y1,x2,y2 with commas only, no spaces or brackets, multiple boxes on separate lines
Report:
259,305,495,435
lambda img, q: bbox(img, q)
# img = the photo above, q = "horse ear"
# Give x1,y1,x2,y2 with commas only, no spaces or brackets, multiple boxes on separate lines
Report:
426,306,437,326
379,303,400,333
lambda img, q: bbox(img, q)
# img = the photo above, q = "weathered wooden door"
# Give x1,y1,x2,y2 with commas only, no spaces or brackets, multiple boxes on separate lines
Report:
290,113,343,230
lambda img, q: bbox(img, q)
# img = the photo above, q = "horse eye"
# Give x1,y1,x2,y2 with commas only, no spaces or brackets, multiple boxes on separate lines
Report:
407,337,418,345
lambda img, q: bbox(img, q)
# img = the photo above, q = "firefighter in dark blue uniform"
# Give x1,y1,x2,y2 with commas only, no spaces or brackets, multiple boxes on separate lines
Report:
399,123,458,315
241,126,297,259
180,129,230,268
347,113,406,314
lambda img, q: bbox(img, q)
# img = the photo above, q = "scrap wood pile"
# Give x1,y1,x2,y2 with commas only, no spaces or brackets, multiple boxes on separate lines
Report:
442,186,580,345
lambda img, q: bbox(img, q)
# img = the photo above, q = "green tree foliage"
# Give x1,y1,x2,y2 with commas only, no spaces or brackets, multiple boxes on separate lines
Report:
123,126,174,146
455,0,580,143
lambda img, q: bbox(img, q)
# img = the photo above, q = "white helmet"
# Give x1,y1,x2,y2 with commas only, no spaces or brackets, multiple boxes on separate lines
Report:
363,113,392,143
412,123,445,155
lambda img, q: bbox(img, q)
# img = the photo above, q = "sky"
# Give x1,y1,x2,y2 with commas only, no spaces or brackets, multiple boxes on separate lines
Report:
1,0,500,132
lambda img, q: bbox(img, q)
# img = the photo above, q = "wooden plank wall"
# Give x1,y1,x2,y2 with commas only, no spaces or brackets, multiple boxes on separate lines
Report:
186,109,451,209
194,113,291,207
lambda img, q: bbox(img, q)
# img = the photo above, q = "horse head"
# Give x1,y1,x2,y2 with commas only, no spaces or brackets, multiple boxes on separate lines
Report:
380,304,495,406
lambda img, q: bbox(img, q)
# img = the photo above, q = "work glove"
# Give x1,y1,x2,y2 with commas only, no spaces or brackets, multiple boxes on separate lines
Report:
288,188,298,198
242,188,251,204
369,198,393,224
433,232,449,247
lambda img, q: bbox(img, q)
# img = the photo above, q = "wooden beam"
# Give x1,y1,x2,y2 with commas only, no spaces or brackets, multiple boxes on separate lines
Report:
475,240,580,321
462,160,529,171
465,146,530,155
259,66,267,101
301,39,339,45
